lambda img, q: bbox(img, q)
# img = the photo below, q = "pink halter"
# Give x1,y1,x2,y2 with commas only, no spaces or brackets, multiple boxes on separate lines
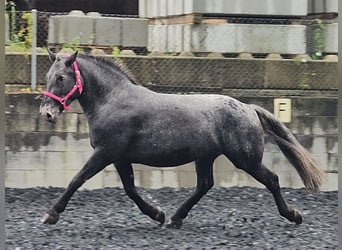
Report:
43,61,83,111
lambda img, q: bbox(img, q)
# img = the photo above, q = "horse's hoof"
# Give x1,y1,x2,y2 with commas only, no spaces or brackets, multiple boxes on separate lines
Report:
292,209,303,225
155,207,165,226
166,219,183,229
41,210,59,224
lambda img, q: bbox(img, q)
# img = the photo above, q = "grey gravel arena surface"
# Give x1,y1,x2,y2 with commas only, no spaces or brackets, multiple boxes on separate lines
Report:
6,186,337,249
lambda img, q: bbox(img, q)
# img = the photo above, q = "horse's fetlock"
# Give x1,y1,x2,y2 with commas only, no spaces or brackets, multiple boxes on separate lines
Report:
125,188,138,199
154,207,165,225
167,216,183,229
53,204,65,214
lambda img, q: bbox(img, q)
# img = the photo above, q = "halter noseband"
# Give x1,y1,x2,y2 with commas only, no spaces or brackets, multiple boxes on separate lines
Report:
43,60,83,111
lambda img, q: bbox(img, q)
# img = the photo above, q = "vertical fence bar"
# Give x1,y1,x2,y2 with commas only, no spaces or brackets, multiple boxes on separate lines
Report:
31,9,37,90
0,1,6,249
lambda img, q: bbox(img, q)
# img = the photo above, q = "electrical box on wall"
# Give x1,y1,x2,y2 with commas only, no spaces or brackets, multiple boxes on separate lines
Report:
274,98,291,123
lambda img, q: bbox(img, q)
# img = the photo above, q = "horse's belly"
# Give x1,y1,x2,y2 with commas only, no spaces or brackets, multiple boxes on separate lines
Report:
124,146,196,167
133,157,194,168
122,140,219,167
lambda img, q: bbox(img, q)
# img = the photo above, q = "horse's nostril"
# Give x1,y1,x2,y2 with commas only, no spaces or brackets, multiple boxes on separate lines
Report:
46,111,56,123
41,105,58,123
46,112,52,120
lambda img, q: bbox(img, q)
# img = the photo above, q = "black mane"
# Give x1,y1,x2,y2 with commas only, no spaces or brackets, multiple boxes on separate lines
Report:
79,54,139,85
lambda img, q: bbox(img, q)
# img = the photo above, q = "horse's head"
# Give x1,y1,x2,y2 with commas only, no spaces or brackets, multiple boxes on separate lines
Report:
40,50,83,123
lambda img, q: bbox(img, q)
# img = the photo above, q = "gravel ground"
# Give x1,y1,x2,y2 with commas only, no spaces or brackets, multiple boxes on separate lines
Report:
6,186,337,250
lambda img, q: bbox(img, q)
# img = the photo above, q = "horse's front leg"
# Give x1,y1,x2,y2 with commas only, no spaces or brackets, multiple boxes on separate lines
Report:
114,163,165,225
41,149,111,224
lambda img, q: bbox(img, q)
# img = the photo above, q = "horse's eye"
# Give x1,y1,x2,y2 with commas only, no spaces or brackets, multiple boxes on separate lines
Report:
57,75,65,82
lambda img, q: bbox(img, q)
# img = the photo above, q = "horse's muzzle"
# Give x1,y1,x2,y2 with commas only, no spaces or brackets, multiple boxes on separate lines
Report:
40,104,59,123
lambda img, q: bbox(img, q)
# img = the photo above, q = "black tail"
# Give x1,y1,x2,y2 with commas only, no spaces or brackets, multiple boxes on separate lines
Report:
251,104,325,193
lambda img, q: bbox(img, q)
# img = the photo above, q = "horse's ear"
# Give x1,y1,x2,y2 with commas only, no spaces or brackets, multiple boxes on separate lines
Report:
47,48,56,62
65,51,78,67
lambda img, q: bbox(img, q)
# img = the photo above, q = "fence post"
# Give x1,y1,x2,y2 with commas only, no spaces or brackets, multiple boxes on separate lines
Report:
31,9,37,90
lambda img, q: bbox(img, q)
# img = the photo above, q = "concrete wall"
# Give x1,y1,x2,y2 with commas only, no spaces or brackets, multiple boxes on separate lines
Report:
324,23,338,53
48,11,148,47
5,94,337,191
148,22,338,54
139,0,338,18
4,54,338,90
140,0,338,55
308,0,338,14
149,23,307,54
42,3,338,54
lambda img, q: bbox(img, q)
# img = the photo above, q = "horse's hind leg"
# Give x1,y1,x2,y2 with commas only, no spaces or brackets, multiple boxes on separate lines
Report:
167,157,214,229
114,162,165,225
243,163,303,224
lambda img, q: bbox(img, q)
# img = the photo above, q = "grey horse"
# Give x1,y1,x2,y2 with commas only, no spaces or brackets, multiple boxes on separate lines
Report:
40,51,324,228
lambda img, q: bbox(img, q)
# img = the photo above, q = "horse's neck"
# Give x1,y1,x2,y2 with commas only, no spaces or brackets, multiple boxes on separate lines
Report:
77,67,136,118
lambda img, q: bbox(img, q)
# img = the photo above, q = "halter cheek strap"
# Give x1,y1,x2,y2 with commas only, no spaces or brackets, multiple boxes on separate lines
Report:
43,61,83,111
